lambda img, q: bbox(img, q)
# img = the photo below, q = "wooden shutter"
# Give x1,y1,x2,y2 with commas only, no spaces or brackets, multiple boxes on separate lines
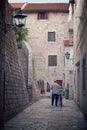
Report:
45,12,48,19
37,12,40,19
48,55,57,66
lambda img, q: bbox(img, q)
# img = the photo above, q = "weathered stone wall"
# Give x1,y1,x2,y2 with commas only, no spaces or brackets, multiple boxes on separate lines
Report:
0,0,7,127
26,11,70,87
18,45,33,102
0,0,29,124
5,26,29,121
18,48,28,87
74,0,87,117
19,43,40,102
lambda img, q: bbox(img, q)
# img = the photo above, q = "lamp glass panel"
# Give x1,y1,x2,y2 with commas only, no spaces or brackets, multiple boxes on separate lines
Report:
14,18,19,25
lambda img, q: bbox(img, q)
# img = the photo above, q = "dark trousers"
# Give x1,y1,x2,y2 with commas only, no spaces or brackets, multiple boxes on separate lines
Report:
52,94,59,106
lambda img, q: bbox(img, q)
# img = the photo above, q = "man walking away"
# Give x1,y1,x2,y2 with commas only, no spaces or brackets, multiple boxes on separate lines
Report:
51,81,60,106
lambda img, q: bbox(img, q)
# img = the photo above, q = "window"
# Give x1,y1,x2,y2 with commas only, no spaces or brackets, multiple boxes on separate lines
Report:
40,12,45,19
69,70,73,74
37,12,48,20
48,55,57,66
48,32,55,41
69,29,73,44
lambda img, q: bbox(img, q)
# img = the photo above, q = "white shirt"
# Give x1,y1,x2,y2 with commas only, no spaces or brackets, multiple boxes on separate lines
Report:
51,82,60,94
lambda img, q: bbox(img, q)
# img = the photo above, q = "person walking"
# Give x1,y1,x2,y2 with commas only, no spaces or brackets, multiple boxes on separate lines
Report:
47,82,50,92
51,81,60,106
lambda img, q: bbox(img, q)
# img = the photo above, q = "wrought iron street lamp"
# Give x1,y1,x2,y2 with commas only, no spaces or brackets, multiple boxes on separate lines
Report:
13,10,27,48
65,51,70,99
65,51,70,59
14,2,28,27
14,11,27,27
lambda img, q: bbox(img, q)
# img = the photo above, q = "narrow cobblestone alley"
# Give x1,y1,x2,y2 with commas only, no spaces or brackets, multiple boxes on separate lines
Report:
2,97,87,130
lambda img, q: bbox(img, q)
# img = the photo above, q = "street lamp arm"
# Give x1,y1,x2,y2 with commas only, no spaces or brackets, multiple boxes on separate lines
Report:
16,2,28,13
21,2,28,10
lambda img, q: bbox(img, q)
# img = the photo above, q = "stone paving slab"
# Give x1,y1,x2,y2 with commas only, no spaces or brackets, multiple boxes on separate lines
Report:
2,98,87,130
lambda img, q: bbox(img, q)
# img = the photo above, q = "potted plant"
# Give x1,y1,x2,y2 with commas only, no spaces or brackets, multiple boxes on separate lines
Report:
14,25,28,49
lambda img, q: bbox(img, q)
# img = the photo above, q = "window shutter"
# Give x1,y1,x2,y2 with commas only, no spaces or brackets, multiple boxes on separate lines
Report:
46,12,48,19
48,55,57,66
48,32,55,41
37,13,40,19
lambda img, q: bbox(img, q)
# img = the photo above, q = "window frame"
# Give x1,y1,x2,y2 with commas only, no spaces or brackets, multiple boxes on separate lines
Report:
48,32,56,42
37,11,48,20
69,29,73,44
48,55,57,66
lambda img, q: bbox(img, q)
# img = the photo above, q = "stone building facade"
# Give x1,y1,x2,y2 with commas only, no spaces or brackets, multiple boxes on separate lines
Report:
73,0,87,117
23,3,72,89
11,3,73,95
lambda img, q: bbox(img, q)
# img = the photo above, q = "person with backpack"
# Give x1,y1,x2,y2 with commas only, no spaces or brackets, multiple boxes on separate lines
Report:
51,81,60,106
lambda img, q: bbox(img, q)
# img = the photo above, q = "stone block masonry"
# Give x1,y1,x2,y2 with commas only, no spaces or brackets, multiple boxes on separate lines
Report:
0,0,7,127
4,25,29,122
0,0,30,124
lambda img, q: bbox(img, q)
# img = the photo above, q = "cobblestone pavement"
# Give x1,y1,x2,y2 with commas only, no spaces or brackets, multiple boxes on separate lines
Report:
2,97,87,130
